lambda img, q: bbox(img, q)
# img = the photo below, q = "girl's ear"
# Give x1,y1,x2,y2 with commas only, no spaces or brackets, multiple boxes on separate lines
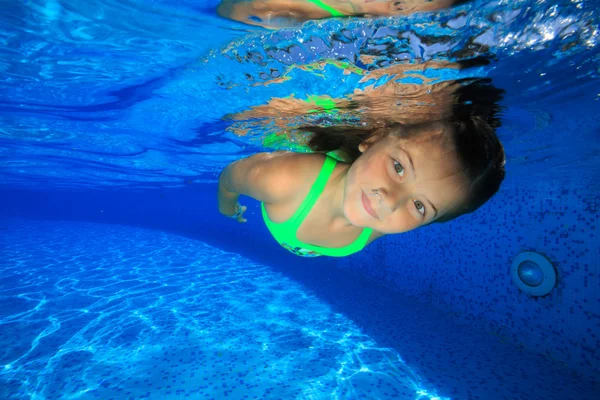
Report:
358,141,368,153
358,135,378,153
358,126,393,153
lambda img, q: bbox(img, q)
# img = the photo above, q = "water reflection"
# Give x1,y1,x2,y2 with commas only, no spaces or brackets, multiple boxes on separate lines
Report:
224,58,503,156
217,0,471,28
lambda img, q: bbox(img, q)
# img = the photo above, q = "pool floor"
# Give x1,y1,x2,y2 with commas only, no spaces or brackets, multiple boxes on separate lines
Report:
0,219,598,400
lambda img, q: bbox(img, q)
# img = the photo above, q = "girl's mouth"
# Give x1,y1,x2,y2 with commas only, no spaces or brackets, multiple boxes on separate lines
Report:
362,191,379,219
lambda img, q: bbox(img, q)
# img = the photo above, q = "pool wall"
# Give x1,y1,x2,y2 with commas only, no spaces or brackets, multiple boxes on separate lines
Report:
336,177,599,381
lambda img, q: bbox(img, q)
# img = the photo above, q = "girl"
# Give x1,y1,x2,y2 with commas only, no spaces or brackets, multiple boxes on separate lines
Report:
218,79,505,257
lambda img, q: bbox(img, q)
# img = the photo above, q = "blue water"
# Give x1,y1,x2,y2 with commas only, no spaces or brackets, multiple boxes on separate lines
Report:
2,219,598,399
1,0,599,399
2,0,598,189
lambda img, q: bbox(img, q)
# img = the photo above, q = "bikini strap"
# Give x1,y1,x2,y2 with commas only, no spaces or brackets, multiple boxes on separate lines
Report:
306,0,346,17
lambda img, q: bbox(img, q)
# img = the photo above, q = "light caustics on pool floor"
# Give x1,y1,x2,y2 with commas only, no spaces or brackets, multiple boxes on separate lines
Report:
0,220,446,400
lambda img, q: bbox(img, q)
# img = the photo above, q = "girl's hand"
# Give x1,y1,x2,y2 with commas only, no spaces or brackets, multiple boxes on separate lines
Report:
226,203,247,223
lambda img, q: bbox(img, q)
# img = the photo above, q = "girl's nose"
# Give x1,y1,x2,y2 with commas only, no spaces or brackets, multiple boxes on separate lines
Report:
372,188,396,215
375,187,410,216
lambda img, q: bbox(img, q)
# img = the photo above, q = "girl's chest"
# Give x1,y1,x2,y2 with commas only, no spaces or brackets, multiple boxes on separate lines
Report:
266,194,378,248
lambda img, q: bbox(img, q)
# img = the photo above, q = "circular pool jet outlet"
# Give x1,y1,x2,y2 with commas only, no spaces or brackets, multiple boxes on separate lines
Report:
511,251,557,297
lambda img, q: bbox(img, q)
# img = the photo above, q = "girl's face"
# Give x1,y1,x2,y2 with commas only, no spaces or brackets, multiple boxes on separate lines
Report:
343,127,468,233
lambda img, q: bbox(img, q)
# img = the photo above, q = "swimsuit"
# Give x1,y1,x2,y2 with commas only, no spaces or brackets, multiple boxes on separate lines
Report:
306,0,346,17
261,156,372,257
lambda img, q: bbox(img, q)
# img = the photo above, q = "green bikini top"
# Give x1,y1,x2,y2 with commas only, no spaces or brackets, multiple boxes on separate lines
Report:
261,156,372,257
306,0,346,17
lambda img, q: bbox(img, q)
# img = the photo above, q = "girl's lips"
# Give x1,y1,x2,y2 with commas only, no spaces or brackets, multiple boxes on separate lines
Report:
362,191,379,219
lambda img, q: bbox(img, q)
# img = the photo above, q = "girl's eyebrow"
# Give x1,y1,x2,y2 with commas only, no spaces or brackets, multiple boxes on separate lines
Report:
429,202,439,219
403,148,439,218
403,149,416,179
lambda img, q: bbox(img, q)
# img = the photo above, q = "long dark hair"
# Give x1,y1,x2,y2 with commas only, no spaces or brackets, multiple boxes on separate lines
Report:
299,78,506,223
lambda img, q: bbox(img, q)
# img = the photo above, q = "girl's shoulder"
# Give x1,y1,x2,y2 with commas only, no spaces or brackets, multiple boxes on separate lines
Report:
243,151,330,205
267,150,327,166
263,151,329,181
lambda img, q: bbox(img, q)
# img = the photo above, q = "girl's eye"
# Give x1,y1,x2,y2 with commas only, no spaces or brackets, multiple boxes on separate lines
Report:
393,160,404,177
414,200,426,217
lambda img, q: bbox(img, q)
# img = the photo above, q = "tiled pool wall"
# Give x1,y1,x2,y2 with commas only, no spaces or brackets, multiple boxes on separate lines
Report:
336,178,599,381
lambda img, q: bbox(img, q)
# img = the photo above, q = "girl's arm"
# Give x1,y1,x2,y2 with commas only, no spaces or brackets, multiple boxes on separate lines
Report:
217,151,301,217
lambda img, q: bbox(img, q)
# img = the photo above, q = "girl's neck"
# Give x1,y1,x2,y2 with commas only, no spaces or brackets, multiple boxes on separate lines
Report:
326,163,355,228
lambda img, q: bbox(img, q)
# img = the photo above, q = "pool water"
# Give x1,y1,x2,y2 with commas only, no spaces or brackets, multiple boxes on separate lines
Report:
1,219,598,399
1,0,599,399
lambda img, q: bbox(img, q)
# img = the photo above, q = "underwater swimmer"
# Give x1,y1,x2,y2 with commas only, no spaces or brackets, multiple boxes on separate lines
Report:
217,0,471,28
218,79,506,257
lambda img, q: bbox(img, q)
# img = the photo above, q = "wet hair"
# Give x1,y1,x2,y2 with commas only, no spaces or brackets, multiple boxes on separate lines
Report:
299,77,506,223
